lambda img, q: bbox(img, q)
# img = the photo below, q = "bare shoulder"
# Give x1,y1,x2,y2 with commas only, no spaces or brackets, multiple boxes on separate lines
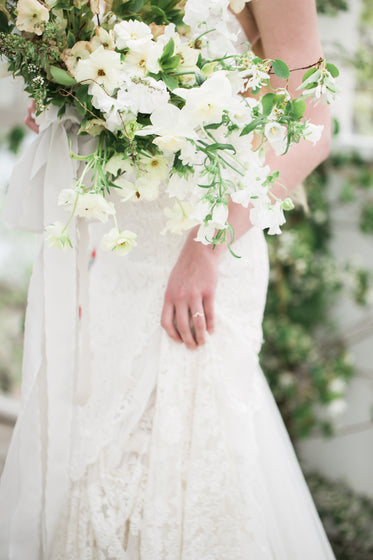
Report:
236,0,322,65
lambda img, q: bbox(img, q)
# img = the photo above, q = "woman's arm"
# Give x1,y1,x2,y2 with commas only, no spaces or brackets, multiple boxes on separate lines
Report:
161,0,331,349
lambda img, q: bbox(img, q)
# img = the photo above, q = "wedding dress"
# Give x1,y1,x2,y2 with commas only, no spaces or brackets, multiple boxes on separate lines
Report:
0,12,335,560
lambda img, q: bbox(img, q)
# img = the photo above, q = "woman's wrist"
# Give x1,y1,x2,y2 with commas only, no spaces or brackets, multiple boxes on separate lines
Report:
184,226,226,263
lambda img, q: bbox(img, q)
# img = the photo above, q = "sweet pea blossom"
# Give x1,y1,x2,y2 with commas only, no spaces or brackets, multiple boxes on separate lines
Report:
101,228,138,255
135,104,198,153
250,200,286,235
173,71,243,125
58,189,116,222
162,201,197,235
304,122,324,146
45,222,72,250
16,0,49,35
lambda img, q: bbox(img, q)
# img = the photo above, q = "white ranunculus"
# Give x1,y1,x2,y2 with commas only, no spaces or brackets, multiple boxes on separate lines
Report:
264,122,288,156
74,46,124,94
114,19,153,52
16,0,49,35
304,122,324,146
101,227,137,255
45,222,72,250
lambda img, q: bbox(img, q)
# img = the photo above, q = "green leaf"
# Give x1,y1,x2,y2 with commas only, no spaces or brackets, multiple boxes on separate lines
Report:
240,119,263,136
160,37,175,61
300,68,321,89
272,59,290,80
207,142,236,153
326,62,339,78
67,30,75,49
291,98,307,120
50,66,76,87
161,72,178,91
261,93,275,116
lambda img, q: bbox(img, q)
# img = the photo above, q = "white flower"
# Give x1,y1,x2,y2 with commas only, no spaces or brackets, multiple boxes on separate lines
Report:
250,200,286,235
105,154,133,176
326,398,347,418
101,228,137,255
304,122,324,146
166,174,191,200
162,201,197,235
16,0,49,35
123,41,163,77
114,20,153,52
45,222,72,250
229,0,249,13
329,378,347,394
173,71,242,125
211,202,228,229
264,122,288,156
137,152,169,183
125,76,170,114
63,41,92,74
90,27,115,51
194,223,216,245
74,46,124,95
58,189,116,222
190,198,212,223
135,104,198,153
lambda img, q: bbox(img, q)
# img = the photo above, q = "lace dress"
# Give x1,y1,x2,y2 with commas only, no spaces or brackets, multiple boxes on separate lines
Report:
0,108,336,559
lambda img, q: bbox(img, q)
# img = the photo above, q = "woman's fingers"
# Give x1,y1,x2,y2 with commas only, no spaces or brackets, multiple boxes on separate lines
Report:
191,303,207,346
24,102,39,133
203,292,215,335
175,304,197,350
161,301,182,344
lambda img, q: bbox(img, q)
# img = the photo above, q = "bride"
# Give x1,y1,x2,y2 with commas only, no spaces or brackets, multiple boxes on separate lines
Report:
0,0,336,558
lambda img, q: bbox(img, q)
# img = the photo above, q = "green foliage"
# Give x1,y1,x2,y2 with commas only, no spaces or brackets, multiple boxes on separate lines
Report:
261,153,373,441
306,472,373,560
316,0,348,15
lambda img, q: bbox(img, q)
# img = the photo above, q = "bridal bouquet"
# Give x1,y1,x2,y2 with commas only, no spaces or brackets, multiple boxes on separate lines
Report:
0,0,339,255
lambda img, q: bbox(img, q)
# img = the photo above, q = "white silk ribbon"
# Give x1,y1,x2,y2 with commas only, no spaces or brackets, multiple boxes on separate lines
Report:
2,106,96,557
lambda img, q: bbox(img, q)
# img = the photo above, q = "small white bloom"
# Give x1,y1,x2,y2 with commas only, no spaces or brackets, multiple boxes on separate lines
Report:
16,0,49,35
325,398,347,418
250,200,286,235
329,378,347,394
136,104,198,153
304,122,324,146
101,227,137,255
58,189,116,222
162,201,197,235
114,20,153,52
124,41,163,77
45,222,72,250
194,223,216,245
264,122,288,156
166,174,191,200
211,202,228,229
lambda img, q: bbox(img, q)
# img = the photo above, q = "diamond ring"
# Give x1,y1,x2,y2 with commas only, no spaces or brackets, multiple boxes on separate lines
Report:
192,311,204,318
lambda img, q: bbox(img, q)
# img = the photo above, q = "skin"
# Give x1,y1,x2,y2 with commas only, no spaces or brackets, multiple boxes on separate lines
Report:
25,0,331,350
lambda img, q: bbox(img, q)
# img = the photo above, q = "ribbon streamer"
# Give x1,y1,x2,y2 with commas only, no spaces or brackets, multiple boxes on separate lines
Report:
0,106,95,558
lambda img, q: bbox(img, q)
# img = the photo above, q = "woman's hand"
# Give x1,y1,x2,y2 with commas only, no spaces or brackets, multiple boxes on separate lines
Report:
161,229,222,349
24,100,39,133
